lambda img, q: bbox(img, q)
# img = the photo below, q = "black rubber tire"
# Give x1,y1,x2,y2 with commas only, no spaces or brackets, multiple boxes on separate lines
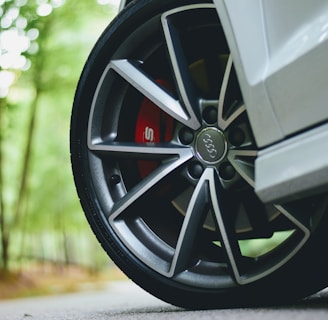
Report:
70,0,328,309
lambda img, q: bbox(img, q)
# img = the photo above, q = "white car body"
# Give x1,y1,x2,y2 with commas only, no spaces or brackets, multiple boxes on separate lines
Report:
212,0,328,203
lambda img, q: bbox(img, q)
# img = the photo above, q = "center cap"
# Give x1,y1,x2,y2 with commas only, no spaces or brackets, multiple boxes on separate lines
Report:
195,128,227,164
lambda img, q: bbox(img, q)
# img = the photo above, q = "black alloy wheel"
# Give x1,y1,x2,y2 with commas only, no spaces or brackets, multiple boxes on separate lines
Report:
71,0,328,309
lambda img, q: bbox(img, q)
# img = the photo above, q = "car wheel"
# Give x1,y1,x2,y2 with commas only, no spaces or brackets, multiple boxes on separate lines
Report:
71,0,328,309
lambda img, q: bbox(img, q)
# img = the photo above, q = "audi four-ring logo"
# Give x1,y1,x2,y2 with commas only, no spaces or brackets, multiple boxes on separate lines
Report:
202,133,218,159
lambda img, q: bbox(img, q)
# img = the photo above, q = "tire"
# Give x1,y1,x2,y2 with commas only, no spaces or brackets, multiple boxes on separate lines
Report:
70,0,328,309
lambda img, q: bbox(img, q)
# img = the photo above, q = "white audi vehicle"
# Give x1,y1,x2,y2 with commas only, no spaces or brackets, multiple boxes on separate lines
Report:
70,0,328,309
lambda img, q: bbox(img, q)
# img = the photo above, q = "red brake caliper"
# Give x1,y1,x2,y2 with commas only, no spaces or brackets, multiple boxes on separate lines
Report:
135,79,174,178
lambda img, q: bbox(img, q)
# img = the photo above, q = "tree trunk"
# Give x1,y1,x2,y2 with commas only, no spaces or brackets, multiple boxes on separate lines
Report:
0,98,9,274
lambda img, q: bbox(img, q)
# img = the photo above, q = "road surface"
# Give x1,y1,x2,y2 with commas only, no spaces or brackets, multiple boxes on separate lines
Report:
1,280,328,320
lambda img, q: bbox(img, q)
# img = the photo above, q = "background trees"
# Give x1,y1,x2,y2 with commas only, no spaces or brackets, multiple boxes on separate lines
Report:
0,0,118,275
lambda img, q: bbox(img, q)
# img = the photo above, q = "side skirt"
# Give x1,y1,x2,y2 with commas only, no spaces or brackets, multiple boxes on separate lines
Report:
256,123,328,203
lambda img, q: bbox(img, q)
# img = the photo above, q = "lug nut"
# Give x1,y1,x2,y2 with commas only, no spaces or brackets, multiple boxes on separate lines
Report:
188,162,204,179
219,162,235,180
228,127,245,146
179,127,194,145
203,106,217,125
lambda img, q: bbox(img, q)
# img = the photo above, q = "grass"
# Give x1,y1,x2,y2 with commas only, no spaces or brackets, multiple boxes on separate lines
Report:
0,263,127,300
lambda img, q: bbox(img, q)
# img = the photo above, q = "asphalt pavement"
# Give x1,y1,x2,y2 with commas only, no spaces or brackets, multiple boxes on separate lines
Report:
1,280,328,320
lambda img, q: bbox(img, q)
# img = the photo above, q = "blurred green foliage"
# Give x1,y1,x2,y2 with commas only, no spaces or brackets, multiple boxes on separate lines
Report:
0,0,119,274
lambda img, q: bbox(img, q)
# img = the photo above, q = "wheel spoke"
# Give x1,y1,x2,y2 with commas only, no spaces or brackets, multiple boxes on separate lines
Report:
89,140,192,160
218,54,232,129
217,55,246,130
224,104,246,130
161,8,201,130
211,178,312,285
169,171,209,276
105,60,192,127
228,149,258,187
275,204,311,235
107,144,193,220
206,168,245,284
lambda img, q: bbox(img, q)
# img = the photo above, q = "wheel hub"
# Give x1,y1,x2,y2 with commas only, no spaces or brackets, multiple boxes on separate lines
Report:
195,127,227,164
